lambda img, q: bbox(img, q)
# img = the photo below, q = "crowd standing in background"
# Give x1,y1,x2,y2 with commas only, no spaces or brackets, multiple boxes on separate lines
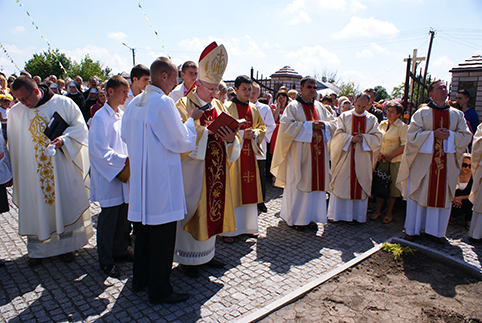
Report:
0,44,480,302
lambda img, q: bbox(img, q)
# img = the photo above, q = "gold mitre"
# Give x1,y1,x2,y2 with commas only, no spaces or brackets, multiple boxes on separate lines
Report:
198,41,228,85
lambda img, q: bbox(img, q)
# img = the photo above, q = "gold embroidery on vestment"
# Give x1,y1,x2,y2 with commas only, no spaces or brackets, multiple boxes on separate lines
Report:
28,110,55,205
207,140,224,222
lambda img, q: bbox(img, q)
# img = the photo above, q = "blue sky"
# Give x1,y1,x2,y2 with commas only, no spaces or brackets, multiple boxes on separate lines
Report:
1,0,481,93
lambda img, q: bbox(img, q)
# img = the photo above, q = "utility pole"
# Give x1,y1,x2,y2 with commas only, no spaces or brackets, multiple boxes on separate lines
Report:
421,29,435,103
123,43,136,67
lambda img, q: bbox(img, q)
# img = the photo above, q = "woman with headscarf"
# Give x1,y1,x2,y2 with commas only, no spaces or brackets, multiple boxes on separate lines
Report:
66,81,86,121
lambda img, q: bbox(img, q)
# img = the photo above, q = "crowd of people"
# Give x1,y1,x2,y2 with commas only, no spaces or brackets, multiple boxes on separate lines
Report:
0,42,481,304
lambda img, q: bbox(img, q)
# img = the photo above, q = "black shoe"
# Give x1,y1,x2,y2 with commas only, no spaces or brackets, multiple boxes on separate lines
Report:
59,252,76,263
132,281,148,293
469,237,482,244
206,258,225,268
0,260,4,267
258,203,268,213
102,264,120,278
149,292,189,304
292,225,306,232
114,253,134,263
27,257,42,267
178,264,200,278
308,222,318,231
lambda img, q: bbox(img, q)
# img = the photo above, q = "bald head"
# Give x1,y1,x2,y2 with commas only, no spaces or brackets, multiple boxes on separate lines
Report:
150,57,178,94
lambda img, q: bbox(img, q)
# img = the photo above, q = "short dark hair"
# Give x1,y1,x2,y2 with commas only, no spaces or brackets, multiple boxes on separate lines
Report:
300,76,317,87
364,88,375,95
355,92,370,102
427,79,443,93
181,61,197,73
19,70,32,78
321,96,332,104
130,64,150,81
387,101,403,115
151,57,177,81
105,75,129,95
457,89,470,99
12,75,37,93
234,75,251,89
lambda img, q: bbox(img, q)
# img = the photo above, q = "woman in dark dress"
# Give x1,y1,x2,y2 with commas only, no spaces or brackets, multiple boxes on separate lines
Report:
450,153,473,229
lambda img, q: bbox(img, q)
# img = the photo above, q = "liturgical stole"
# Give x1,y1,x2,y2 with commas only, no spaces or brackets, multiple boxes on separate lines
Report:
301,103,325,191
350,115,366,200
236,103,259,205
427,108,449,208
200,108,227,238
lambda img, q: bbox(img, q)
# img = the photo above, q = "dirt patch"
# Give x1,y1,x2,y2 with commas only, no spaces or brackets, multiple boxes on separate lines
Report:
259,249,482,322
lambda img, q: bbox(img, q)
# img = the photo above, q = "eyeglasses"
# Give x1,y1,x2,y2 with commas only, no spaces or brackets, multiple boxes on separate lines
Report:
17,89,34,104
462,163,471,168
198,80,219,94
305,85,318,89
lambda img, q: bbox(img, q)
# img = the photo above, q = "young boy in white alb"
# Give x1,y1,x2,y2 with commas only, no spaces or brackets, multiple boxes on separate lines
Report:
89,75,131,278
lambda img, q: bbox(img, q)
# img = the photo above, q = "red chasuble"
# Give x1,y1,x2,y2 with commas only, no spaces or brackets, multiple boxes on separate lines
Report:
350,115,366,200
427,108,449,208
200,108,227,238
301,103,325,191
236,103,259,205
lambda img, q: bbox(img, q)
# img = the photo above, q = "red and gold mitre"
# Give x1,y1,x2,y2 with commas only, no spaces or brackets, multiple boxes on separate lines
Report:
198,41,228,85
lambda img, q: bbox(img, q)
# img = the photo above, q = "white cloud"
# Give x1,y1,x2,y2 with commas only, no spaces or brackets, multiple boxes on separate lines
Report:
357,42,392,58
107,31,128,42
332,17,398,39
282,45,339,76
13,26,25,34
356,49,373,58
282,0,364,25
64,45,130,75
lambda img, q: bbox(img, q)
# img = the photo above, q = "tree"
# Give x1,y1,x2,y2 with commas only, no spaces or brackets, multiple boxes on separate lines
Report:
374,85,389,102
313,68,340,84
338,81,359,97
24,49,71,80
69,54,111,82
24,50,111,82
391,83,404,99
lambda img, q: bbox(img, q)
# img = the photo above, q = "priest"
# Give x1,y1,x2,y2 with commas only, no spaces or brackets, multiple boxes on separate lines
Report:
8,76,92,266
327,92,382,223
221,75,266,242
271,76,336,230
469,123,482,242
174,42,241,277
397,80,471,243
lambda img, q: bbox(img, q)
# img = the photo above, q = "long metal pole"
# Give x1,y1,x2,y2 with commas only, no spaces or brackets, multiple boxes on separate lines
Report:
421,29,435,102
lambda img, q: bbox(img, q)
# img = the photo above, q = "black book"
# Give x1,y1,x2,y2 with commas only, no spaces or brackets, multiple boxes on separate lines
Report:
43,112,69,140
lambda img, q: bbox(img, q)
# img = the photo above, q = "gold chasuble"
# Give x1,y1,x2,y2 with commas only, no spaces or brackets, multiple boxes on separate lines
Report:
176,93,238,241
396,103,471,209
470,124,482,214
225,99,266,208
301,103,326,191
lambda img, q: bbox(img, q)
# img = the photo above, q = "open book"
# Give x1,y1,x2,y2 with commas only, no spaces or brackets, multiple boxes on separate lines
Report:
207,112,246,133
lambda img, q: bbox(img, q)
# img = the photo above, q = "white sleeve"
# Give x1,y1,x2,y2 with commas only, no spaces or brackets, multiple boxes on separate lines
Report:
295,121,313,142
419,132,434,154
444,130,456,153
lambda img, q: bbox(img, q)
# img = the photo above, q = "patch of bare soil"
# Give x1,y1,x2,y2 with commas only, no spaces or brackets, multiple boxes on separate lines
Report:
259,250,482,323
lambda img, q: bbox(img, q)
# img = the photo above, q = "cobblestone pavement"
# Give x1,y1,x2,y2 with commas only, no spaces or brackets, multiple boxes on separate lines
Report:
1,184,481,322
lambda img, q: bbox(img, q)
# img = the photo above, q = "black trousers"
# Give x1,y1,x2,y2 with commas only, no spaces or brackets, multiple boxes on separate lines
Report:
451,199,473,222
257,160,266,201
97,203,130,267
133,221,177,300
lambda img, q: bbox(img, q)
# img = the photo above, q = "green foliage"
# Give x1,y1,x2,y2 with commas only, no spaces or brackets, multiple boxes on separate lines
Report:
24,50,111,82
69,54,111,82
381,243,416,261
24,49,71,80
374,85,390,101
338,81,359,97
391,83,405,99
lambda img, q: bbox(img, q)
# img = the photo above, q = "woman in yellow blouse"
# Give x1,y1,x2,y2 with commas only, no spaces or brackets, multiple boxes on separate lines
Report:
370,102,408,223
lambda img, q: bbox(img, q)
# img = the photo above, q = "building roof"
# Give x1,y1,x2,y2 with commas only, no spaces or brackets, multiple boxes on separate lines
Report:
450,55,482,72
270,66,303,79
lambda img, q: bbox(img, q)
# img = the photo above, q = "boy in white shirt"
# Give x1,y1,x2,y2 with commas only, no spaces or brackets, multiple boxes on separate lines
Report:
89,75,131,278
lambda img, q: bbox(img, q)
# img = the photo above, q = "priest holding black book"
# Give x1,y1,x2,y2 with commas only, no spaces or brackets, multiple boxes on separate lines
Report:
8,76,93,266
173,42,241,277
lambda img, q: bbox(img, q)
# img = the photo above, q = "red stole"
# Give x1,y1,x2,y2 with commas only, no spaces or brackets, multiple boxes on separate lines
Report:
200,108,227,238
427,108,449,208
236,103,259,205
350,115,366,199
301,103,325,191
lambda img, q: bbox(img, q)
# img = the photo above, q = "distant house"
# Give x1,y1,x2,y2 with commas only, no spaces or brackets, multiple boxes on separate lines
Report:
449,55,482,118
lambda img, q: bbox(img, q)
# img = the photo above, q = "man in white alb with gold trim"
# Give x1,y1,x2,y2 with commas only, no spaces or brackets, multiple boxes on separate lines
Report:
327,92,382,223
9,76,92,266
174,42,241,277
271,76,336,230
